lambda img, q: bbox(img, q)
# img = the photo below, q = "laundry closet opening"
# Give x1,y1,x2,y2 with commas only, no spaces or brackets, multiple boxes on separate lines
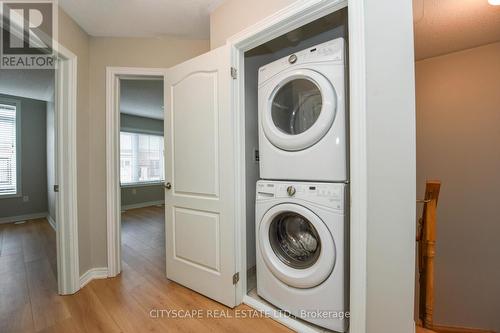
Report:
242,7,349,332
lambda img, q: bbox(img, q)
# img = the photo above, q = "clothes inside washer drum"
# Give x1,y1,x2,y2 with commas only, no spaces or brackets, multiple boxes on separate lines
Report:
270,213,321,269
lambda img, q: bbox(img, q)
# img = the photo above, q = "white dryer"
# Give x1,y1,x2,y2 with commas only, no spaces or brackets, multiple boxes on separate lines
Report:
258,38,347,182
256,180,348,332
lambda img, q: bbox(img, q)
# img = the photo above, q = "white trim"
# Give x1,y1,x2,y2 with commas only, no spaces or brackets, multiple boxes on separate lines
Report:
106,67,122,278
227,0,347,49
121,200,164,211
226,0,367,331
0,212,48,224
346,2,368,332
55,44,80,295
79,267,109,289
243,295,322,333
106,67,168,278
47,215,56,231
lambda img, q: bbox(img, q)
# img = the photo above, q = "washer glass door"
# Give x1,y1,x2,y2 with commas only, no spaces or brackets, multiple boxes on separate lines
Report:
259,203,336,288
269,212,321,269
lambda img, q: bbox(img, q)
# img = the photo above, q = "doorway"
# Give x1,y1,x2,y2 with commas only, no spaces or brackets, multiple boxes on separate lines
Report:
105,68,167,277
0,45,79,296
119,77,166,277
0,69,58,302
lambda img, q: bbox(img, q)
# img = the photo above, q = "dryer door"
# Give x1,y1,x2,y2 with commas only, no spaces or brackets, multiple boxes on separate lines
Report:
259,203,336,288
261,69,337,151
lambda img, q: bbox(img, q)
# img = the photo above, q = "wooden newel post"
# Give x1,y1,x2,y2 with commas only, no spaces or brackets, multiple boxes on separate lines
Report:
417,180,441,330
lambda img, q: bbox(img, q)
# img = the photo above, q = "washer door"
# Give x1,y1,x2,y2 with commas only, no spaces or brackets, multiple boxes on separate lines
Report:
259,203,336,288
262,69,337,151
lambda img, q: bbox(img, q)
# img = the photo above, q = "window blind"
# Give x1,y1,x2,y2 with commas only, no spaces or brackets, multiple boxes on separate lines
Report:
0,103,17,196
120,131,164,185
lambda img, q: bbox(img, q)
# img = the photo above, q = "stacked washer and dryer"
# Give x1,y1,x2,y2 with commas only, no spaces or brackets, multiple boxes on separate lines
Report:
255,38,349,332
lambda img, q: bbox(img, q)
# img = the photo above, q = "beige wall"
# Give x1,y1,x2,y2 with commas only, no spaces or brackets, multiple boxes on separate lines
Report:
57,8,92,273
88,37,209,267
416,42,500,332
210,0,297,49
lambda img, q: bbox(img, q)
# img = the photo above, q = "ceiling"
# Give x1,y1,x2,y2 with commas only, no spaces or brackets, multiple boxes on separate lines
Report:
59,0,224,39
0,70,54,101
120,79,164,120
414,0,500,60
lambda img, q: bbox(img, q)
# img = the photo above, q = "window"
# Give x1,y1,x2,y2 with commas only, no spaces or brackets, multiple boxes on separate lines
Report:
0,100,20,196
120,131,164,185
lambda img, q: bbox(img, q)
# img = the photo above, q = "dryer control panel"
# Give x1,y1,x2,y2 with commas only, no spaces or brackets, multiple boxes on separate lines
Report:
258,38,345,84
256,180,345,210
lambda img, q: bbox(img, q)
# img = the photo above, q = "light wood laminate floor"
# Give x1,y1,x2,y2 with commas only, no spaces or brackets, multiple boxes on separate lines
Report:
0,207,291,333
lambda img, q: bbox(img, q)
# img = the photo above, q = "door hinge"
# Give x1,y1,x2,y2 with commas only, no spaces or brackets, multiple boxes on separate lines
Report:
232,272,239,285
230,67,237,79
53,185,59,193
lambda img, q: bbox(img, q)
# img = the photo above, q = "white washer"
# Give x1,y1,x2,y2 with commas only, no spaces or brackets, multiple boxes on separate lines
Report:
258,38,347,182
256,180,348,332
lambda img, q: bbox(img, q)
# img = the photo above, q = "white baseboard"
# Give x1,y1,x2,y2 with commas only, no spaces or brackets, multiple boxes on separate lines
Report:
47,215,56,231
121,200,164,211
0,212,49,224
80,267,109,288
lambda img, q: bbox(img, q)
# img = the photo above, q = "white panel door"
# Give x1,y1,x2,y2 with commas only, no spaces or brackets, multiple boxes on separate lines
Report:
164,45,236,307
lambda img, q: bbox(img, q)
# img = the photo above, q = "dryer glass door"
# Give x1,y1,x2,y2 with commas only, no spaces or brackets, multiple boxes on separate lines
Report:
271,79,322,135
269,212,321,269
262,70,337,151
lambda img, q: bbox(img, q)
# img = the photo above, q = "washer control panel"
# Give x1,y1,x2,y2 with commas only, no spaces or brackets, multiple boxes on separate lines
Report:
256,181,345,210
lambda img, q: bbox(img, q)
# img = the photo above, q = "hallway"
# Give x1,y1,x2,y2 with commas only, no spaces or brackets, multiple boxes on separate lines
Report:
0,209,291,332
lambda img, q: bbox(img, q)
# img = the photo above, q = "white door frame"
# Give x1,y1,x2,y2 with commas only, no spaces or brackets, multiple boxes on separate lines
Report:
105,67,167,277
54,43,80,295
7,13,80,295
227,0,367,331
